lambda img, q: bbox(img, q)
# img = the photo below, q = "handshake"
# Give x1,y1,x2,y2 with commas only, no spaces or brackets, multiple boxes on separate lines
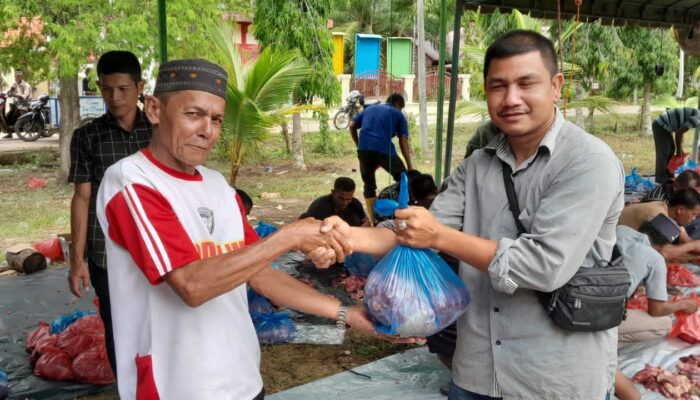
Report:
285,216,355,269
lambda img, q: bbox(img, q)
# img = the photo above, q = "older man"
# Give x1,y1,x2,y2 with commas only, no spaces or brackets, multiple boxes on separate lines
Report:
4,69,32,138
316,30,624,400
96,59,392,400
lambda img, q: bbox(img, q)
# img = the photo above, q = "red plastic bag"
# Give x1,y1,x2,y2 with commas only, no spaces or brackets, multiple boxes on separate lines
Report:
72,345,116,385
57,315,105,359
667,264,700,287
30,333,59,364
670,313,700,344
33,238,63,262
27,322,50,352
627,294,649,311
34,346,74,381
668,153,688,174
27,176,47,189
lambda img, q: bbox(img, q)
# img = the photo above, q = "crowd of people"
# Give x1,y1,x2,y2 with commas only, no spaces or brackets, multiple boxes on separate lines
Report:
60,28,700,400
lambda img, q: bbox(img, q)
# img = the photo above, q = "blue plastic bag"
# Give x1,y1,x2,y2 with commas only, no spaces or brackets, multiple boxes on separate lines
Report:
254,221,278,238
624,168,655,193
0,368,8,400
364,172,470,337
344,252,377,278
675,160,700,176
50,309,94,334
247,288,274,314
364,246,470,337
250,311,296,344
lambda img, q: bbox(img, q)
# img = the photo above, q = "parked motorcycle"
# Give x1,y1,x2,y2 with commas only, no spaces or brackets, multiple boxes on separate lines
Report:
14,94,56,142
0,93,30,136
333,90,365,130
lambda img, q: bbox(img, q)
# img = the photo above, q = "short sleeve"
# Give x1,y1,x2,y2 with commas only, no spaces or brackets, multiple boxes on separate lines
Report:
68,127,93,184
643,250,668,301
397,111,409,137
353,111,363,128
105,183,200,284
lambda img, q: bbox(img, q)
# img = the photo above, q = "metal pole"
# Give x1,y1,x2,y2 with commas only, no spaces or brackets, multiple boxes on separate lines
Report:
158,0,168,63
443,0,463,180
693,96,700,162
434,0,448,185
416,0,429,155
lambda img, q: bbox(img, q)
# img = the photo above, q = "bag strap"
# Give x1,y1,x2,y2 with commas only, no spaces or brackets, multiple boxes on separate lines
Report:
501,162,527,235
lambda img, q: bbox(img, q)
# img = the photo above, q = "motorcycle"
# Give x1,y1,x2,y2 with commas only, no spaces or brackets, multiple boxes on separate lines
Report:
0,93,30,136
14,94,56,142
334,90,383,130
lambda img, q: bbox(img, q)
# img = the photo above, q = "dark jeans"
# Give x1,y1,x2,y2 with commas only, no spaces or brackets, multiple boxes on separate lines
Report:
447,383,612,400
357,150,406,198
88,261,117,376
652,120,675,183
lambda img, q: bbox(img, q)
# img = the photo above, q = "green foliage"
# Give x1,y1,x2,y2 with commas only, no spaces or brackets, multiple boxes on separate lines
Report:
313,112,341,155
652,94,699,109
210,24,313,183
607,27,678,99
254,0,340,106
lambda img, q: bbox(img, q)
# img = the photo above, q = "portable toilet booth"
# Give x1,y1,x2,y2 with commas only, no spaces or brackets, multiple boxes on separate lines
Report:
355,33,382,77
387,37,413,77
332,32,345,74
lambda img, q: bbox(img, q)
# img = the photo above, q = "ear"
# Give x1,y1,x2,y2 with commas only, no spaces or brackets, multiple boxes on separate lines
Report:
136,80,145,94
143,95,161,126
551,72,565,102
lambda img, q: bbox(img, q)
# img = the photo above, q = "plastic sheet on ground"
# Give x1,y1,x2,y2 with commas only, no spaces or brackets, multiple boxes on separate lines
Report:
268,347,450,400
618,262,700,399
0,267,114,399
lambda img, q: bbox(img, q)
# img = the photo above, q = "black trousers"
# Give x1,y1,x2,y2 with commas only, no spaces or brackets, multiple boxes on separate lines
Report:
357,150,406,198
88,261,117,376
653,120,675,183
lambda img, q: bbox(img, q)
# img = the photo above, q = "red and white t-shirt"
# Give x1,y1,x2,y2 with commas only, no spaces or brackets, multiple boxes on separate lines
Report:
96,149,262,400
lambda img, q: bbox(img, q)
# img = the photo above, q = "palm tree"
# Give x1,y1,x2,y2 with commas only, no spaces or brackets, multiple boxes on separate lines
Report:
209,25,316,184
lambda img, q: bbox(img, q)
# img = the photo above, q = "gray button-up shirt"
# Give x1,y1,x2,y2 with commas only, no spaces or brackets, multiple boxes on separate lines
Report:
431,111,624,399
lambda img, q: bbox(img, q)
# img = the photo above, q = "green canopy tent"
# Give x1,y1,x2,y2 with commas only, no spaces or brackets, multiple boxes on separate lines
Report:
435,0,700,180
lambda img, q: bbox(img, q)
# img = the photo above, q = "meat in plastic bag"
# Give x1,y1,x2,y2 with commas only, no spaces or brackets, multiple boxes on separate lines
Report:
250,311,296,344
247,288,274,314
26,322,50,352
667,263,700,288
50,309,95,334
57,315,105,358
364,245,471,337
72,344,116,385
34,346,74,381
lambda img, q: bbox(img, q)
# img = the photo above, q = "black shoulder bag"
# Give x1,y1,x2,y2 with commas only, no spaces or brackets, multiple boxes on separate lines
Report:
501,162,630,332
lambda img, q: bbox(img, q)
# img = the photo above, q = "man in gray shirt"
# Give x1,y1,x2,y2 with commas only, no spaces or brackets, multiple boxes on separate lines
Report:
314,30,624,399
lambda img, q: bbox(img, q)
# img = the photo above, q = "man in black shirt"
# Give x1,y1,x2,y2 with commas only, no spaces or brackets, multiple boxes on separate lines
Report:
68,50,152,375
300,177,369,227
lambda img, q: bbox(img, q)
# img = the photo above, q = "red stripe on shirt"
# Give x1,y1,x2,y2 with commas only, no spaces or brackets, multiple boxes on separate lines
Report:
106,183,200,284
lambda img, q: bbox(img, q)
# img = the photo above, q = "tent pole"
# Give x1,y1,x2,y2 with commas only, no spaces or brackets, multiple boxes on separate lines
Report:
434,0,448,184
443,0,464,180
158,0,168,63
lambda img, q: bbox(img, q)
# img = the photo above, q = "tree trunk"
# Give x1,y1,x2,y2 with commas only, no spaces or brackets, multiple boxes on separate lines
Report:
676,47,685,99
280,122,291,154
416,0,429,154
587,107,595,131
291,112,306,171
6,247,46,274
642,82,652,135
58,75,81,181
632,87,638,106
574,83,585,128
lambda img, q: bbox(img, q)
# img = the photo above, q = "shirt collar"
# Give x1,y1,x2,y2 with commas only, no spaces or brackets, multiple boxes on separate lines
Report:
485,108,564,165
104,108,148,133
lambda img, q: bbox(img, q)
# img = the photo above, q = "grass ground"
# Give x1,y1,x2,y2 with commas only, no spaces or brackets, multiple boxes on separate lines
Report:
0,112,680,397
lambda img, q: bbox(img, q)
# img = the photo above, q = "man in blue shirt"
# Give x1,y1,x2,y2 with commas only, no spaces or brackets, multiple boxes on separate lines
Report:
349,93,412,224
